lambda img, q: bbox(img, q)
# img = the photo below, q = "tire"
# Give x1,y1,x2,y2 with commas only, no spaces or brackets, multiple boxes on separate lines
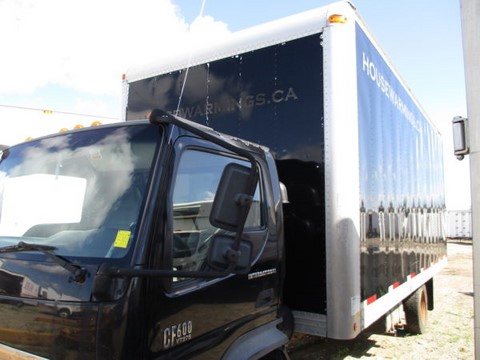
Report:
58,308,71,318
403,285,428,334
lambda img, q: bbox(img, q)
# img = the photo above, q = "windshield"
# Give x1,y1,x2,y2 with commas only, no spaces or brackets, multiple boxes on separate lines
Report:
0,123,160,259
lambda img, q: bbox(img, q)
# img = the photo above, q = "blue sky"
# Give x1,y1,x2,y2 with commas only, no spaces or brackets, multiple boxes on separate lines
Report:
0,0,469,209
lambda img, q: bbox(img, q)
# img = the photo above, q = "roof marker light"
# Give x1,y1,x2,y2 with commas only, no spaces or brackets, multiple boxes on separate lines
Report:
328,14,348,24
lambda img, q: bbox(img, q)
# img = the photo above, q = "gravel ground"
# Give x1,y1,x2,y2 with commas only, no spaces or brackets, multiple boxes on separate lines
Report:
288,241,474,359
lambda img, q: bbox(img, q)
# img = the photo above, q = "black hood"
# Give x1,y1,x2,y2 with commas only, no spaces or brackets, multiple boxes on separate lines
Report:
0,256,99,358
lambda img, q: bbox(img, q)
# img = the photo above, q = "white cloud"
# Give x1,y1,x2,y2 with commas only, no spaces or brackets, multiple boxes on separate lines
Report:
189,14,230,42
0,0,230,97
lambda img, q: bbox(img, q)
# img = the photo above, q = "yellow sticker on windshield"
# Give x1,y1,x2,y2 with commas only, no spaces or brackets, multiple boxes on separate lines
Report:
113,230,131,248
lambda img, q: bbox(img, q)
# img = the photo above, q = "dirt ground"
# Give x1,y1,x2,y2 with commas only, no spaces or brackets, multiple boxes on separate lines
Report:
288,241,475,359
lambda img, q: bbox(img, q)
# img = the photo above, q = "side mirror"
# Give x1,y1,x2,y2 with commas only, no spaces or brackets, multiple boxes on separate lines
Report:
208,236,253,274
210,163,258,231
452,116,469,160
208,162,257,274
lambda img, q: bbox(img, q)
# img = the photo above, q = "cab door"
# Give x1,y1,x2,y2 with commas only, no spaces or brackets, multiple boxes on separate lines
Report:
147,137,280,359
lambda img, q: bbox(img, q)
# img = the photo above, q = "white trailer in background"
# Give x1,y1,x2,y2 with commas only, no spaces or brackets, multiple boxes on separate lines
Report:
447,210,472,240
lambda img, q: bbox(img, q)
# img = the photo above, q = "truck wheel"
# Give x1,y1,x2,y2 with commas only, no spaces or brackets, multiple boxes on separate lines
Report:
58,308,71,318
403,285,428,334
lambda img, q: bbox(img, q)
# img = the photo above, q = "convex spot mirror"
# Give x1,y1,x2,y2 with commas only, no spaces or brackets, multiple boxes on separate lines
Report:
207,236,253,274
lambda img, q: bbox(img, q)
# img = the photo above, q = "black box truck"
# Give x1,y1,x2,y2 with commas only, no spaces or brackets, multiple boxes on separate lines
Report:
0,2,446,358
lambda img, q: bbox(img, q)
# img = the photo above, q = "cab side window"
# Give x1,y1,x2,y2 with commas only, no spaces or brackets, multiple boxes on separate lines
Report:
171,149,261,278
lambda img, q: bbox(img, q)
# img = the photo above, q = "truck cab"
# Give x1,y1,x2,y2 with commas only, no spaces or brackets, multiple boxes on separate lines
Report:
0,112,288,359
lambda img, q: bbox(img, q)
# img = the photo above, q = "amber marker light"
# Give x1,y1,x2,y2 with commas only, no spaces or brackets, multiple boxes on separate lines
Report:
91,121,102,126
328,14,348,24
73,124,84,129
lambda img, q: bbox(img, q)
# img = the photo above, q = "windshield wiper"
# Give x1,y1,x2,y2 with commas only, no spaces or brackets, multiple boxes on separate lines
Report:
0,241,88,283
